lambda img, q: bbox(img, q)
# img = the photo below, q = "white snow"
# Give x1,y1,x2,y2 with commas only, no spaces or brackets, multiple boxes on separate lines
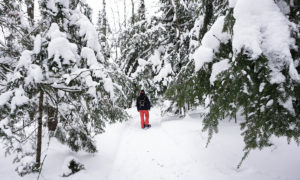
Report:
10,87,29,113
47,23,67,40
46,0,70,13
80,47,98,68
33,34,42,54
48,37,77,67
61,156,79,177
270,70,286,84
1,106,299,180
16,50,32,69
57,0,69,9
210,59,231,85
25,64,43,86
85,75,98,97
229,0,238,8
153,63,173,83
16,48,43,86
47,23,77,68
138,58,148,67
266,99,274,107
0,90,13,106
275,0,290,15
189,16,204,49
70,11,101,55
47,0,58,13
149,50,161,71
192,46,214,72
279,96,295,115
233,0,299,83
103,77,115,101
192,16,230,72
201,16,230,51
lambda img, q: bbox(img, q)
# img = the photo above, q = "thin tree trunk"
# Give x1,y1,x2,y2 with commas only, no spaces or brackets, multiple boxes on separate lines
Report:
36,90,44,168
234,108,237,123
102,0,107,37
131,0,135,24
25,0,34,26
138,0,145,20
124,0,127,28
199,0,213,39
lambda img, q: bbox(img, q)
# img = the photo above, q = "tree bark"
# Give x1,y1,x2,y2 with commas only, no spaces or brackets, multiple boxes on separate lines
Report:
25,0,34,26
131,0,135,24
124,0,127,28
138,0,145,20
36,90,44,168
199,0,213,40
102,0,107,37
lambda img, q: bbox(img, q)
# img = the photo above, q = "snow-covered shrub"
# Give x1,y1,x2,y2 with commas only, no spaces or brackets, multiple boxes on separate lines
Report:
62,156,84,177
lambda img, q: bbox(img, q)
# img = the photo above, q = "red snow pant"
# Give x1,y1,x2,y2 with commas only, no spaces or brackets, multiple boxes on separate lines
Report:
139,110,149,128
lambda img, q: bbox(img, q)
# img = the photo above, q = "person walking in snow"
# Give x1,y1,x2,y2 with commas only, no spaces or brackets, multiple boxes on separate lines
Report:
136,90,151,129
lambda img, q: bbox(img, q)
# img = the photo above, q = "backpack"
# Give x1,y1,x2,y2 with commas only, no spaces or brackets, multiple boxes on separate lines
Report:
139,97,146,107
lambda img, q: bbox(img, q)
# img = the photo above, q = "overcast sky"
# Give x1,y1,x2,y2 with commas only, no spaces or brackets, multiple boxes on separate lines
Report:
87,0,160,32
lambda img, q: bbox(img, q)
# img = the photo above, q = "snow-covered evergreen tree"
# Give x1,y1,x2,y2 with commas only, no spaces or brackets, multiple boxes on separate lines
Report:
0,0,32,80
186,0,300,167
160,0,202,115
0,0,127,176
138,0,145,21
117,0,169,105
96,0,111,60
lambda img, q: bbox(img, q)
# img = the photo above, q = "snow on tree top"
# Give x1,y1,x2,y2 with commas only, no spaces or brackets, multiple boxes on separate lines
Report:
210,59,231,85
192,16,230,72
47,0,70,13
233,0,299,83
70,10,101,56
47,23,77,67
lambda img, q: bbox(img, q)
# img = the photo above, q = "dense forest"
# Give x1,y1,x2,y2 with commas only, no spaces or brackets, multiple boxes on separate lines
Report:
0,0,299,176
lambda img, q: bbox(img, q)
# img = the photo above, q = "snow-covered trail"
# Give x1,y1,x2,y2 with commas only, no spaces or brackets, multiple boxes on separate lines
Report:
1,106,300,180
107,109,200,180
102,107,300,180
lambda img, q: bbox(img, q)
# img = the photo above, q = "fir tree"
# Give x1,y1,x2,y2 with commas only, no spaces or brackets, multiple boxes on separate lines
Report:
138,0,145,21
0,0,127,176
161,0,202,115
96,0,110,60
117,0,169,105
0,0,31,73
187,0,300,168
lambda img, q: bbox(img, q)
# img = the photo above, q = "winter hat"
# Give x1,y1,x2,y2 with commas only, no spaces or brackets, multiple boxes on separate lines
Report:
140,90,145,94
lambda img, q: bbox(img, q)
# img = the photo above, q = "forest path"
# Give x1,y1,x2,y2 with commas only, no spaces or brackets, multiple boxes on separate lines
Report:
1,107,300,180
106,107,201,180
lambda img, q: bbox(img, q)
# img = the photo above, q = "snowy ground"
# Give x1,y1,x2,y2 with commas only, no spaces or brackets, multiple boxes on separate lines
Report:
1,106,300,180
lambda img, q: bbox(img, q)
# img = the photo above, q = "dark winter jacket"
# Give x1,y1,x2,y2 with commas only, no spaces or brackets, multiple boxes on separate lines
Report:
136,94,151,111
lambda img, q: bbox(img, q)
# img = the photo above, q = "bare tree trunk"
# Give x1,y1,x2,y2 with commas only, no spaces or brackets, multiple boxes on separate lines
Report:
124,0,127,28
138,0,145,20
131,0,135,24
36,90,44,168
25,0,34,26
199,0,213,39
102,0,107,37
